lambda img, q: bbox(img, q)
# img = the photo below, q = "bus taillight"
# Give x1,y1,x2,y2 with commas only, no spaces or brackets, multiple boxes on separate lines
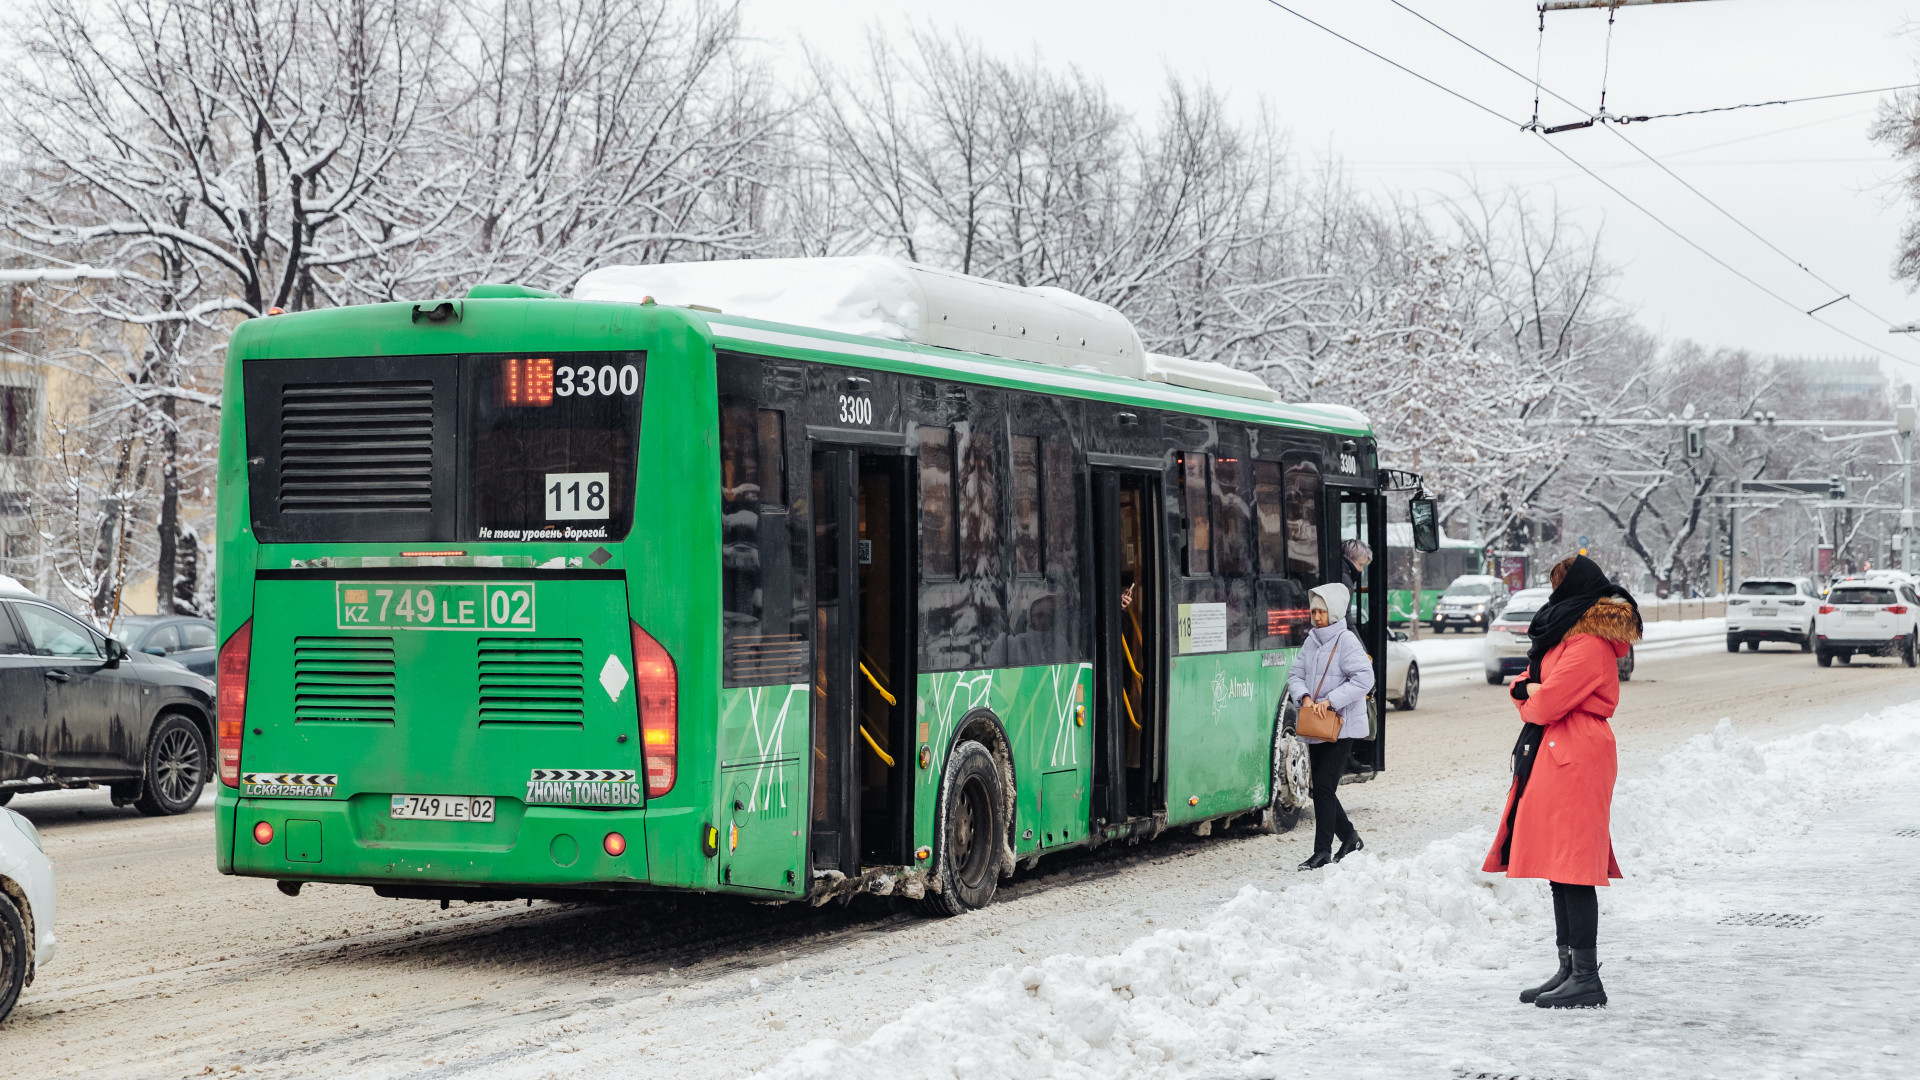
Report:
217,620,254,788
631,622,678,798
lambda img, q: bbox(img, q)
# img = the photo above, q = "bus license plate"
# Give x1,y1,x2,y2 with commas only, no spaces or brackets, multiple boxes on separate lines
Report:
390,795,496,822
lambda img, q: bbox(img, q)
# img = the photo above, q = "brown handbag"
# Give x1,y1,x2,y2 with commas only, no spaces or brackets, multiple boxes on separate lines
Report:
1296,637,1346,742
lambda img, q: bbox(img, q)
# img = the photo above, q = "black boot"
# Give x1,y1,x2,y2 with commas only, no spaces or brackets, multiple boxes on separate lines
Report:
1334,835,1364,862
1296,852,1331,871
1535,948,1606,1008
1519,946,1572,1003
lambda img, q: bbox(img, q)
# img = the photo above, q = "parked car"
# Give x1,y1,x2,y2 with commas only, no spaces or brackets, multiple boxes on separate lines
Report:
1483,586,1637,685
111,614,217,677
1814,579,1920,667
0,577,217,814
1431,574,1510,633
1484,587,1552,684
1385,630,1419,710
0,805,55,1023
1725,577,1817,653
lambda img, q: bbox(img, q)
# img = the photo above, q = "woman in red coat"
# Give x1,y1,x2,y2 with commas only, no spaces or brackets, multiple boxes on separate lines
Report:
1484,554,1641,1009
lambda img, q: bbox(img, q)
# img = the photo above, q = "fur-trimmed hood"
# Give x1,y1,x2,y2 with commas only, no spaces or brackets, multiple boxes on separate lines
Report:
1570,596,1642,644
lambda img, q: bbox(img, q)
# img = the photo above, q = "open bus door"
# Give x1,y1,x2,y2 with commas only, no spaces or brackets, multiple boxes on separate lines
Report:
1337,486,1389,775
1090,467,1165,829
808,445,912,882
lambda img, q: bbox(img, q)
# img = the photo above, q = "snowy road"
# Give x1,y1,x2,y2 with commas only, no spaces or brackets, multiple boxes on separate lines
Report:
5,633,1917,1078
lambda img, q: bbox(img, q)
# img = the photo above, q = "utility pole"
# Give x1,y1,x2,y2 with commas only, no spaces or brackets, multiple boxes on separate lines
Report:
1728,477,1742,594
1901,386,1917,573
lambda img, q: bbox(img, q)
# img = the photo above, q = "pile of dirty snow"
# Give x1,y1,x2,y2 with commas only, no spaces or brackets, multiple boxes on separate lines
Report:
758,706,1920,1080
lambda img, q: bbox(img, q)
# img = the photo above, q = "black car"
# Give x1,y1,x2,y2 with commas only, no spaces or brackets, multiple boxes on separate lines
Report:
112,614,218,677
0,589,217,816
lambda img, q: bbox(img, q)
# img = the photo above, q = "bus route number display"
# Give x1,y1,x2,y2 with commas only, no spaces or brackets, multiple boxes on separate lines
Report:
544,471,611,520
335,582,536,631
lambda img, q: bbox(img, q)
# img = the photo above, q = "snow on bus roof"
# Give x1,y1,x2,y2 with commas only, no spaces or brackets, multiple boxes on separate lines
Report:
572,257,1288,405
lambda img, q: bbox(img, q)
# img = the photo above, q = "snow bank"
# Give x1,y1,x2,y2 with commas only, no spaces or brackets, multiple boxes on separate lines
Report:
759,705,1920,1080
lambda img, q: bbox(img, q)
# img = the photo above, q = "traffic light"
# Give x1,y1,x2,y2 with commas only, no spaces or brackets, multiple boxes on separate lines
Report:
1684,426,1704,458
1830,476,1847,500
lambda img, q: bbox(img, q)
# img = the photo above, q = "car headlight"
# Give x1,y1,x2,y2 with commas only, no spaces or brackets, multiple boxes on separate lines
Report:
1473,604,1486,613
5,808,44,854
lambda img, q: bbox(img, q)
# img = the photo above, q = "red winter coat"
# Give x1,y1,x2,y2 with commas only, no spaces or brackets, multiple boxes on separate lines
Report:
1482,598,1639,887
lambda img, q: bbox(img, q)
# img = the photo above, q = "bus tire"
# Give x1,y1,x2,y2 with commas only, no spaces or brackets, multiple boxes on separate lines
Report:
134,713,207,817
0,890,26,1025
916,740,1003,917
1259,719,1311,835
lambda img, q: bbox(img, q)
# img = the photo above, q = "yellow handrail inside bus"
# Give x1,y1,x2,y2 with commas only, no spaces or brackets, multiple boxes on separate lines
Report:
1122,685,1141,731
859,662,898,706
860,725,896,766
1121,633,1142,680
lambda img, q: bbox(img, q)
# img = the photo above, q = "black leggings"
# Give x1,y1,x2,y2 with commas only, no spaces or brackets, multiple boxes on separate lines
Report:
1308,738,1359,854
1551,881,1598,950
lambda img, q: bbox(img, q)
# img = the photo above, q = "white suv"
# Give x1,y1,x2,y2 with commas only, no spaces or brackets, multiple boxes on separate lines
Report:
1725,577,1816,653
1814,580,1920,667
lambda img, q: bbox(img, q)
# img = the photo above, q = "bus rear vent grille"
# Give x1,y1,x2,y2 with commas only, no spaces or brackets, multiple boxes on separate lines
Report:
278,381,434,513
478,638,586,726
293,637,397,722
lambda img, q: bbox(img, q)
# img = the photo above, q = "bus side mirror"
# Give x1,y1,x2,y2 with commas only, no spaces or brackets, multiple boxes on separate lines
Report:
1410,497,1440,553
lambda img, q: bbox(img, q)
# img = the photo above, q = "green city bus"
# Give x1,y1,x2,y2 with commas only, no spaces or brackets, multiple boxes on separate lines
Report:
1386,526,1483,624
214,261,1401,913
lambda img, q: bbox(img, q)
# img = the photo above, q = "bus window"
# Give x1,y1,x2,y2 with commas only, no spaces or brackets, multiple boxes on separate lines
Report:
757,407,786,506
1213,454,1250,577
959,421,1000,576
1043,439,1075,574
1253,460,1285,574
1012,434,1041,576
720,401,805,685
918,426,956,578
1283,455,1321,584
1179,451,1212,576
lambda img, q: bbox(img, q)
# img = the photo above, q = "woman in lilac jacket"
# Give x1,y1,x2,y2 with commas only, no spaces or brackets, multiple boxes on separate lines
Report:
1285,582,1375,870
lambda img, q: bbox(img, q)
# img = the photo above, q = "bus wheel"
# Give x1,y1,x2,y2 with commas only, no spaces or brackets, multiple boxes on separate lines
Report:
134,714,207,817
1259,727,1311,835
917,741,1004,917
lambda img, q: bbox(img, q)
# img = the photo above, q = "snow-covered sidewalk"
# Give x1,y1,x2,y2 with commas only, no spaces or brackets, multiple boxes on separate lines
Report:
1252,774,1920,1079
758,704,1920,1080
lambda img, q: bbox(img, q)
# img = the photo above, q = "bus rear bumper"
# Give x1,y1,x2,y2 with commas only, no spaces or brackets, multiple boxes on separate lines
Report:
228,798,652,889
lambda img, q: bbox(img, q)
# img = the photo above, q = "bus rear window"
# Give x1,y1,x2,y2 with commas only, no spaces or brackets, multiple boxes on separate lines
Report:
471,354,642,542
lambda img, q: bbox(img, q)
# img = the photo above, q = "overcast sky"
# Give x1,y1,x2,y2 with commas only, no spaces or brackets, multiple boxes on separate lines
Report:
741,0,1920,376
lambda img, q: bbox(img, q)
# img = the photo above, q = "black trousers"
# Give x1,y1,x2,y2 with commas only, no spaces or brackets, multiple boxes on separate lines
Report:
1551,881,1599,950
1308,737,1359,854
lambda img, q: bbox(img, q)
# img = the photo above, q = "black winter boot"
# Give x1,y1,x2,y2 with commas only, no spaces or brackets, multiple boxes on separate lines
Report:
1535,948,1606,1008
1296,852,1331,871
1519,946,1572,1003
1334,835,1364,862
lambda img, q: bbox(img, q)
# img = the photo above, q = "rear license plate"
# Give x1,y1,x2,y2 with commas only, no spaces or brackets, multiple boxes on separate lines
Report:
1845,610,1876,618
390,794,496,822
1751,607,1776,617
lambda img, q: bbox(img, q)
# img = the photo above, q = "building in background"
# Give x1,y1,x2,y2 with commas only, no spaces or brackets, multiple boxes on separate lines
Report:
0,283,47,592
1776,357,1888,399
